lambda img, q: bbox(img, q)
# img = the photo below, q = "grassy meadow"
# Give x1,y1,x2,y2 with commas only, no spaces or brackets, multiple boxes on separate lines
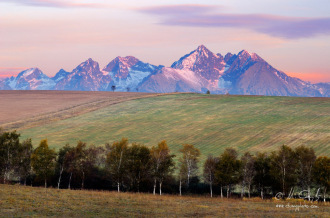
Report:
0,184,329,217
19,93,330,161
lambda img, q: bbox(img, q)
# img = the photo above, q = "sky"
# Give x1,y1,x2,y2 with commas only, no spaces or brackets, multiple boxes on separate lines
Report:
1,0,330,83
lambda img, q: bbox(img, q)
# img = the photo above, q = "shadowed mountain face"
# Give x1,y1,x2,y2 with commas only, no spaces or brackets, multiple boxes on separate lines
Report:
4,68,55,90
102,56,157,92
171,45,226,82
1,45,328,97
53,58,112,91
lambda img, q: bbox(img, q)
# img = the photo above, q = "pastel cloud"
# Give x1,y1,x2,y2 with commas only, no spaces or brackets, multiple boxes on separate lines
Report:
0,67,26,78
0,0,103,8
139,5,330,39
287,72,330,84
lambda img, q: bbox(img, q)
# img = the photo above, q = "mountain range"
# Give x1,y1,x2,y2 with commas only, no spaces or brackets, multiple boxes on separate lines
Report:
0,45,329,97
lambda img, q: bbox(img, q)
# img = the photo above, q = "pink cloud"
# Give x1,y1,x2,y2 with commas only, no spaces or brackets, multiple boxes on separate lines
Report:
139,5,330,39
139,4,220,16
287,72,330,83
0,0,104,8
0,67,26,78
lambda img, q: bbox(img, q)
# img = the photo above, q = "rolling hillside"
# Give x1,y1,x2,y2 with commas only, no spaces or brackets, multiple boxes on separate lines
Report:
17,93,330,159
0,91,160,130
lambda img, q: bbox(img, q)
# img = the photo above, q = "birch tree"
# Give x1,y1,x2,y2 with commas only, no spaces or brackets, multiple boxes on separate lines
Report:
270,145,298,196
240,152,255,198
126,143,151,192
253,152,271,199
70,142,101,190
56,144,74,189
203,155,219,198
179,144,200,189
106,138,129,192
295,145,316,200
74,141,89,190
17,138,33,185
64,148,76,189
150,140,175,195
215,148,241,198
31,139,56,188
313,156,330,202
0,130,21,183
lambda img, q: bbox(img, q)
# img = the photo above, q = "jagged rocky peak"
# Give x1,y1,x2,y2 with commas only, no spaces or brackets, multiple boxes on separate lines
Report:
171,45,226,83
52,69,70,82
16,68,50,80
224,53,234,62
171,45,222,70
117,56,140,65
237,50,263,61
103,56,140,72
7,67,55,90
1,46,328,97
75,58,100,72
195,44,220,59
57,68,66,72
216,53,224,60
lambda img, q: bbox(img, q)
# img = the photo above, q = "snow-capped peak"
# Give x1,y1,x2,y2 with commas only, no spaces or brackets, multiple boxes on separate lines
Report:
79,58,97,66
237,50,263,61
238,49,253,57
21,68,35,77
76,58,100,72
103,56,139,71
196,45,219,59
196,44,207,52
171,45,220,70
6,67,55,90
16,68,44,79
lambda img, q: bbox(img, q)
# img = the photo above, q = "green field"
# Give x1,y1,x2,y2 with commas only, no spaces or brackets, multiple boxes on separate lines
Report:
20,93,330,160
0,184,329,217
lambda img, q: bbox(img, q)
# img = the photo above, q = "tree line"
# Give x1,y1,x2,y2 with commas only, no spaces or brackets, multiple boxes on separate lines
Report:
0,130,329,201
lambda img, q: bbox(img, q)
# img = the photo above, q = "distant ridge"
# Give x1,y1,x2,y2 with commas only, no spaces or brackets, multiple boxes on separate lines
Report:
0,45,328,97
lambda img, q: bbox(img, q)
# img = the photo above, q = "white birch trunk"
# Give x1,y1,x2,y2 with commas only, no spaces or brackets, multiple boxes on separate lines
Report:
221,186,223,198
153,179,156,195
68,172,72,189
179,178,182,196
210,182,213,198
57,166,64,189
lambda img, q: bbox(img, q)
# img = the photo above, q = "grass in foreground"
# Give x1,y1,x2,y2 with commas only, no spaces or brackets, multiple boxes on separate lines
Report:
20,93,330,161
0,184,329,217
